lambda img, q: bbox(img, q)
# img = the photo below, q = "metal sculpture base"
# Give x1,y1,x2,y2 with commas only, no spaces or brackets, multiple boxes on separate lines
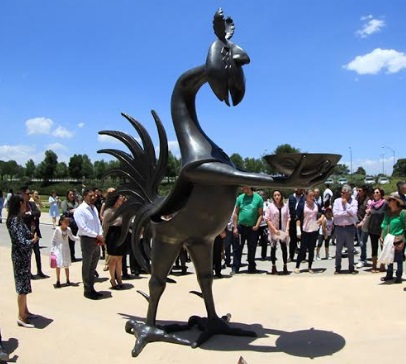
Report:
125,315,257,357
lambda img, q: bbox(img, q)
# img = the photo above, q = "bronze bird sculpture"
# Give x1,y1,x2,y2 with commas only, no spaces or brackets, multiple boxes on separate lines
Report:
98,8,338,357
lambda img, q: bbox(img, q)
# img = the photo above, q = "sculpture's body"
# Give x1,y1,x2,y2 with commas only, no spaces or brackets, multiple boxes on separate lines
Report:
99,9,338,357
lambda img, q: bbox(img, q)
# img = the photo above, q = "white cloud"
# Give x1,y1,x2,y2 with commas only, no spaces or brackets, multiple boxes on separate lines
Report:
78,122,85,128
52,126,74,138
356,15,385,38
97,134,121,144
0,144,41,164
168,140,180,157
344,48,406,75
46,142,67,151
26,117,53,135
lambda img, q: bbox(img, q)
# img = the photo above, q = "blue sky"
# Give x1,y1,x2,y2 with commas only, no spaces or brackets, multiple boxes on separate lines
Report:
1,0,405,176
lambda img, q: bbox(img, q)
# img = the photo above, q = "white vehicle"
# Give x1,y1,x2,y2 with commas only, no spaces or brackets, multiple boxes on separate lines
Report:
338,177,348,185
364,176,376,184
325,177,334,185
378,176,390,184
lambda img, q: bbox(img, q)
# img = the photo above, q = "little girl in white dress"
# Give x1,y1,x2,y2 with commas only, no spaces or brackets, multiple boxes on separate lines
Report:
51,215,79,288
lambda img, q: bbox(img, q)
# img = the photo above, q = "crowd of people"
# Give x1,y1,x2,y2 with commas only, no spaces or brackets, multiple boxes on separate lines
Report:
0,180,405,359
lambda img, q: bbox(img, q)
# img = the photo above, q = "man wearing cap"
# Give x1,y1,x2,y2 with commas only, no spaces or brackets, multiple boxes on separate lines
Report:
333,184,358,274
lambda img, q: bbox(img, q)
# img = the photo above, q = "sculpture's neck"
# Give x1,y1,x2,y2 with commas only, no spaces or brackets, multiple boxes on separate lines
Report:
171,65,222,167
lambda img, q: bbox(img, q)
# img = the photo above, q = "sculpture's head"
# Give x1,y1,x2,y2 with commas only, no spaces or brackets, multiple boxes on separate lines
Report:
206,8,250,106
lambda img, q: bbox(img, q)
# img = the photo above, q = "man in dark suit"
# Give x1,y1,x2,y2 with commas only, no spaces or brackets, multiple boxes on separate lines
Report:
287,188,304,262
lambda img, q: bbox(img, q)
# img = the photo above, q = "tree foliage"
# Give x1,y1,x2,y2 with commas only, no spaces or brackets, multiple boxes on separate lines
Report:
334,163,350,175
393,158,406,177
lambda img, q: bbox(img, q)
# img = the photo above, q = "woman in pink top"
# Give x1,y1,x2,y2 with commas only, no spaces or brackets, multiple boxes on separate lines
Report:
294,189,322,274
265,190,290,274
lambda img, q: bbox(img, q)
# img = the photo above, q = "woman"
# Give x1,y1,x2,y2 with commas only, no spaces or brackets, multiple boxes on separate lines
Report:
294,189,322,274
102,192,128,289
61,190,79,261
48,190,60,229
6,194,39,328
379,195,406,283
265,190,290,274
367,188,386,273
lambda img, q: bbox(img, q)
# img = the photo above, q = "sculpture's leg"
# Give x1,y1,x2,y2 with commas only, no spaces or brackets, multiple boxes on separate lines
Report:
126,240,190,357
185,241,257,348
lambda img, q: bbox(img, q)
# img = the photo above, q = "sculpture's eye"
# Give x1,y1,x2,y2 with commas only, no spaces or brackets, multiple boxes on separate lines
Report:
221,46,232,69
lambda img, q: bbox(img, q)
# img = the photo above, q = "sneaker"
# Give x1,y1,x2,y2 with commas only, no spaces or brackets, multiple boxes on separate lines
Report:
315,255,321,261
326,255,332,260
294,268,300,274
350,269,359,275
55,281,61,288
356,261,365,269
394,278,402,284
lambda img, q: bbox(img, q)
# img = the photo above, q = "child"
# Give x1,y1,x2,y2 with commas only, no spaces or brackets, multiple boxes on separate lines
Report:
51,215,79,288
316,207,334,260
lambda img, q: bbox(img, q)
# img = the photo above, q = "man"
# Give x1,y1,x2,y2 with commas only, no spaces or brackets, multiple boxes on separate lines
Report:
314,188,322,212
355,185,371,268
20,186,47,279
333,184,358,274
393,181,406,207
323,183,333,208
232,186,263,274
288,188,304,262
74,188,105,300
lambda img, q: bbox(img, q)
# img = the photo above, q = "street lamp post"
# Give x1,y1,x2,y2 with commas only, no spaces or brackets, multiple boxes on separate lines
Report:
349,146,353,176
382,145,396,175
380,153,385,175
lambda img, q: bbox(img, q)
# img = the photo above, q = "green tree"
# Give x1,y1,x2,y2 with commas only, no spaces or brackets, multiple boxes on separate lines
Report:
230,153,244,169
69,154,83,179
25,159,36,178
244,157,263,172
393,158,406,177
94,160,108,179
354,167,366,176
334,163,350,175
38,150,58,181
1,160,20,180
273,144,301,154
55,162,69,178
167,151,180,177
82,155,94,179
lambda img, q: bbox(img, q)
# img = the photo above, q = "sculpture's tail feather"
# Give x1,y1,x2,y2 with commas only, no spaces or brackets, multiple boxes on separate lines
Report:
98,110,168,273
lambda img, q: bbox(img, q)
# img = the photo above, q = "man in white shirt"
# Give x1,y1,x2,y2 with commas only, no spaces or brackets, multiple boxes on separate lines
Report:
333,184,358,274
74,188,105,300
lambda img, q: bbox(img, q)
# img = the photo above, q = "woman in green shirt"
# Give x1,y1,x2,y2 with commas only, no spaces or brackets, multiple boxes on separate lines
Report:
380,195,406,283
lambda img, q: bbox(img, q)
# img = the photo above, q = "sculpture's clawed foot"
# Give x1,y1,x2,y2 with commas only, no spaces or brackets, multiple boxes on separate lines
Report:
125,320,191,357
187,315,257,348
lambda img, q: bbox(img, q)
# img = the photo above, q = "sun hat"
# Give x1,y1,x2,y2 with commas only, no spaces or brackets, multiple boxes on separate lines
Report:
384,194,405,206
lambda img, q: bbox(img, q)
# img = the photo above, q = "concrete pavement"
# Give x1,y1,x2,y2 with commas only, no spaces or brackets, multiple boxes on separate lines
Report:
0,213,405,363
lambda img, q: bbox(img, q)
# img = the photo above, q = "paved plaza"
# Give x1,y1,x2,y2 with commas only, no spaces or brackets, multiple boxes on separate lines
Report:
0,212,405,363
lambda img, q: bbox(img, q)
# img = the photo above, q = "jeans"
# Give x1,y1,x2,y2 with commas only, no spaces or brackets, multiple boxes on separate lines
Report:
356,226,369,262
224,229,238,267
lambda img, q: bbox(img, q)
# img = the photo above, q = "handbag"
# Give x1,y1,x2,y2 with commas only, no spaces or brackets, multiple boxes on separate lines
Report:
50,252,57,268
377,233,395,265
